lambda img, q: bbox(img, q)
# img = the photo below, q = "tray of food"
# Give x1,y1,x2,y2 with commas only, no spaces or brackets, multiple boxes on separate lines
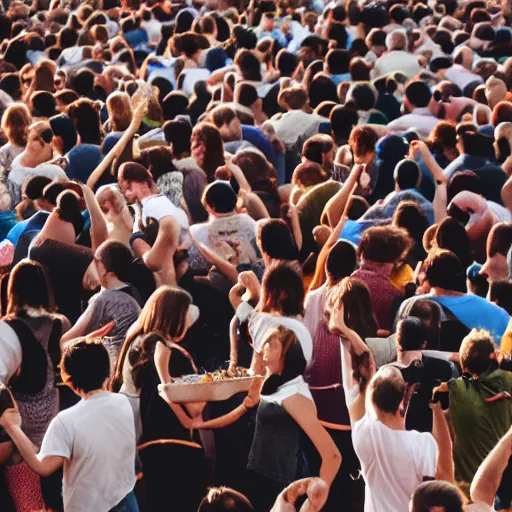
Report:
158,367,262,403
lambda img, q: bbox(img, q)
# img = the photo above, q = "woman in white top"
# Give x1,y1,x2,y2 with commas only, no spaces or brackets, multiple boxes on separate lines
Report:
191,325,341,512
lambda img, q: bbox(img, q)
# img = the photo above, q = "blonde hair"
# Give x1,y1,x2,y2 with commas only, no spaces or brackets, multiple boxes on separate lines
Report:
1,103,31,147
106,91,133,132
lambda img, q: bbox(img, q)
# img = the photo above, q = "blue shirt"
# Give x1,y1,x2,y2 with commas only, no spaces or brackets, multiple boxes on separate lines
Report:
66,145,103,183
400,294,510,345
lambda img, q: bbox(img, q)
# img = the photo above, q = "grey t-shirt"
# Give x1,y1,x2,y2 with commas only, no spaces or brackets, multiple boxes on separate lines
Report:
85,287,141,364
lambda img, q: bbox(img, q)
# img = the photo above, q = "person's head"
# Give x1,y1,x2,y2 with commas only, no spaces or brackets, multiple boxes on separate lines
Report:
325,49,350,76
426,121,458,157
161,91,189,122
25,121,54,162
358,226,412,265
349,126,379,165
345,82,378,112
459,328,496,376
278,85,308,111
349,57,371,82
481,222,512,282
446,170,480,204
106,91,133,132
386,29,407,52
330,105,358,146
394,159,421,190
366,28,387,55
234,49,262,82
163,118,192,158
0,73,22,101
392,201,429,263
233,82,260,112
60,339,110,395
23,175,53,211
49,114,77,155
94,239,133,287
66,98,102,145
32,59,56,93
494,122,512,164
55,189,85,237
7,259,54,316
198,487,253,512
1,102,31,147
209,105,242,142
489,280,512,315
325,240,357,285
308,73,338,109
70,68,97,99
491,101,512,127
410,480,464,512
301,134,335,170
137,146,175,183
202,180,238,215
369,364,407,416
404,80,432,112
256,219,298,263
275,49,299,78
260,262,304,317
396,317,428,353
424,249,467,293
260,326,308,394
292,161,329,191
299,35,328,68
435,217,473,271
332,277,379,339
118,162,154,203
131,286,193,342
191,122,225,182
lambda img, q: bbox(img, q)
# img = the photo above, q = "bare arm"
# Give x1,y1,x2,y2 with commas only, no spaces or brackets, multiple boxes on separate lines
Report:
471,425,512,507
81,184,108,253
60,305,94,349
284,395,341,486
287,204,302,252
322,165,363,228
0,411,64,478
409,140,447,185
430,401,454,483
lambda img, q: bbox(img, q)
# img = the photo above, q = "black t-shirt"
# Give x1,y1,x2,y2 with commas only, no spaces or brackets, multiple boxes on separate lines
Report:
405,355,453,433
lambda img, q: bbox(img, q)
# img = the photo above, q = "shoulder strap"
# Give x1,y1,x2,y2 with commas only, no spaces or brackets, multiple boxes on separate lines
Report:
4,318,48,394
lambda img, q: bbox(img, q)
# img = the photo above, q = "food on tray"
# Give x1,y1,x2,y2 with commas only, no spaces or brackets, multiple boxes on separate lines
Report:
168,367,251,385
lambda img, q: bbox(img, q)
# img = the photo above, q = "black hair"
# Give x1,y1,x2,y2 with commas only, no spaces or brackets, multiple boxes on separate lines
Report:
489,281,512,315
43,182,66,206
56,190,85,237
95,240,133,282
405,80,432,108
326,49,350,75
411,481,463,512
394,159,420,190
202,181,238,213
397,317,428,351
325,240,357,283
162,91,189,121
23,175,52,201
49,114,78,154
163,118,192,156
446,171,480,203
424,249,467,293
258,219,298,261
61,339,110,393
276,50,299,77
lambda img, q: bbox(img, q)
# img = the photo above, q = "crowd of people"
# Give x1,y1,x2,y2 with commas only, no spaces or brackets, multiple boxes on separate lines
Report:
0,0,510,510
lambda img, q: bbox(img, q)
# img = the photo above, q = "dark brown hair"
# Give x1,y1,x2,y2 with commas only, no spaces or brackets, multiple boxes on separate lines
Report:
357,226,412,264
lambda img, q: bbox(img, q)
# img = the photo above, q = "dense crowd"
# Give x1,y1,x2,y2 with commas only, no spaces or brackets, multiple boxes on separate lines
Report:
0,0,510,510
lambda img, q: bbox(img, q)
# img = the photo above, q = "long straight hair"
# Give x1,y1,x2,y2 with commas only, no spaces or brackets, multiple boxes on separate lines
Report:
111,286,192,391
6,260,55,317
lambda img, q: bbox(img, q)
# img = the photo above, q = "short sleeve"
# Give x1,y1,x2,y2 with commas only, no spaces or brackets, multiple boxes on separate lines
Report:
416,432,438,479
38,416,72,461
352,414,372,459
236,301,254,323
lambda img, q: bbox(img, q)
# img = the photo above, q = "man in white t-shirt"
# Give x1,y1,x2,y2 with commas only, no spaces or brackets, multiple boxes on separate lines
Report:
332,307,452,512
0,340,137,512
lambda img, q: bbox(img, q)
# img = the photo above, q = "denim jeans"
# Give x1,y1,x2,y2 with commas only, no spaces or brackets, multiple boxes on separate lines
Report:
109,491,139,512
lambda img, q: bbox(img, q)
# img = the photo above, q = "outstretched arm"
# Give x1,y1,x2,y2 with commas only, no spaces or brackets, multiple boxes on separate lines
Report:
471,425,512,507
430,401,454,483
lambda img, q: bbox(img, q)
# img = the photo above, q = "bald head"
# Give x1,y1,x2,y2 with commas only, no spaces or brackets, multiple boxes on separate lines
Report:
386,30,407,52
96,185,125,215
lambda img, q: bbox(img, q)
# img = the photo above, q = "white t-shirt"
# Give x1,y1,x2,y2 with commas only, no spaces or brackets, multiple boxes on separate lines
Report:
38,391,136,512
9,154,67,186
0,320,21,384
138,194,190,231
352,414,438,512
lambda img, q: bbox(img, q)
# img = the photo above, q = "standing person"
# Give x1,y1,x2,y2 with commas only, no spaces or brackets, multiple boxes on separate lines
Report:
118,162,190,286
330,299,453,512
1,260,69,512
0,340,138,512
192,326,341,512
60,240,142,364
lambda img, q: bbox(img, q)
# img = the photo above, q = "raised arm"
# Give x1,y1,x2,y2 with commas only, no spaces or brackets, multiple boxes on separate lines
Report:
430,401,454,483
81,183,108,252
471,425,512,507
86,94,147,189
502,173,512,213
409,140,447,185
322,164,364,228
